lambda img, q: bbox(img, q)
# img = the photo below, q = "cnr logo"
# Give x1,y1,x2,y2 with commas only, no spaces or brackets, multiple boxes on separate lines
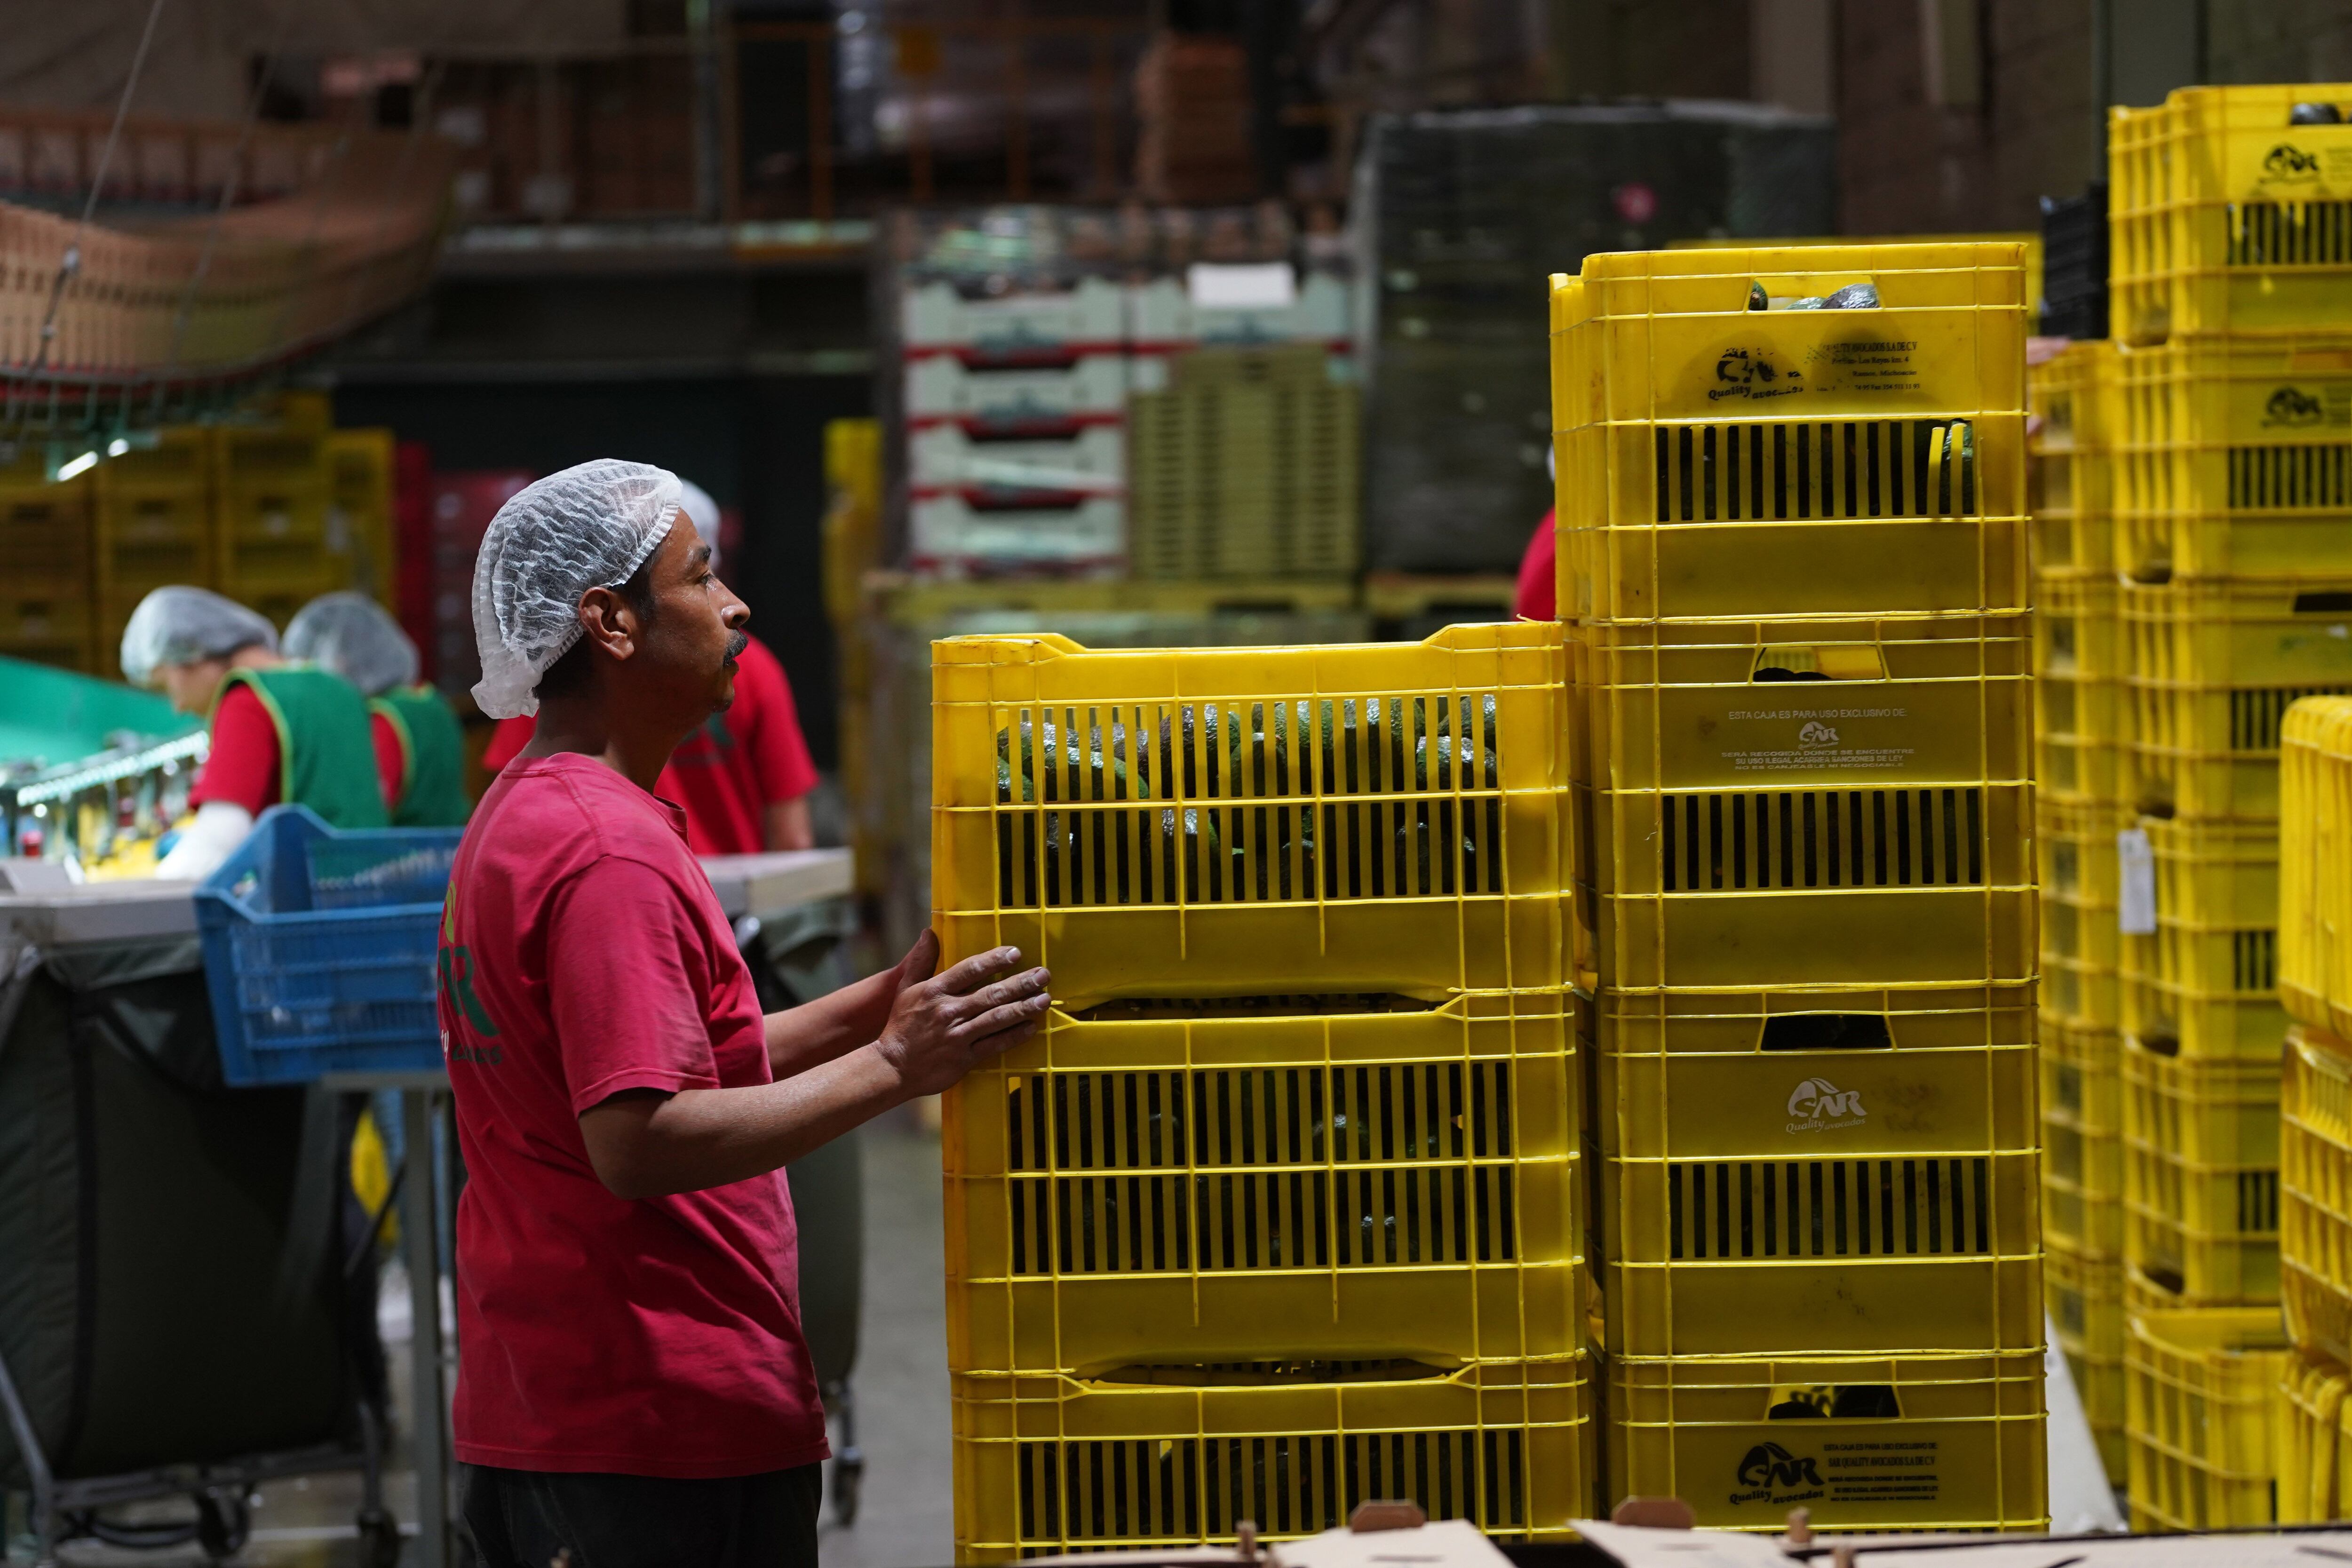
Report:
2265,143,2322,179
2266,386,2326,426
1788,1077,1866,1122
1737,1443,1823,1490
1798,720,1839,747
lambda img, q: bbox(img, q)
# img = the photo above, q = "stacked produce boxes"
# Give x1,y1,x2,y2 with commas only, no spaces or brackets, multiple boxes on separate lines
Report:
0,445,94,671
1551,241,2046,1531
930,624,1589,1556
2106,82,2352,1532
2029,338,2129,1479
2275,696,2352,1520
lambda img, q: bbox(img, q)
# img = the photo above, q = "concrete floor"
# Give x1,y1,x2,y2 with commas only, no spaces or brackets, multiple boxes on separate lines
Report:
27,1114,953,1567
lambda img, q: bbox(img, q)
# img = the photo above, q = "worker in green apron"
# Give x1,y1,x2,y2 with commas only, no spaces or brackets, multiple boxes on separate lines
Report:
119,586,389,880
286,592,473,828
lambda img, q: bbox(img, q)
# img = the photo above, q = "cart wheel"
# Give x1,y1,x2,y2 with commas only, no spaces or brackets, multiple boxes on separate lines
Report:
357,1504,404,1568
195,1491,251,1562
830,1447,865,1526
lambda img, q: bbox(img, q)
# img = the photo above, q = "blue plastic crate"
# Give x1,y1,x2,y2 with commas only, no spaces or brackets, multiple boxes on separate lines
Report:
195,806,464,1086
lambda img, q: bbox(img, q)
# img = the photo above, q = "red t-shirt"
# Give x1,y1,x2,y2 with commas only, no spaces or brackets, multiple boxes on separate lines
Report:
190,682,406,816
480,633,818,856
1514,508,1557,621
438,753,826,1478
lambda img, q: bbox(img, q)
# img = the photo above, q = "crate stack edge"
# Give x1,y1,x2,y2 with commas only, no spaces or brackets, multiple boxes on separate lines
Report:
929,623,1590,1561
2105,80,2352,1533
1551,240,2047,1533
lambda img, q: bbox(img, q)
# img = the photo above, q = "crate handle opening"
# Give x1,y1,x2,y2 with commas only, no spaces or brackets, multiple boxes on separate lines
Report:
1743,274,1878,312
1089,1358,1452,1388
2141,1265,2186,1296
2294,590,2352,614
1759,1014,1895,1052
1750,645,1887,683
1070,993,1444,1022
2140,1030,2182,1059
1767,1384,1902,1419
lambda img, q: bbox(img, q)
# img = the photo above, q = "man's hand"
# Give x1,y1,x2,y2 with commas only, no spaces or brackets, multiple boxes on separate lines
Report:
873,941,1051,1098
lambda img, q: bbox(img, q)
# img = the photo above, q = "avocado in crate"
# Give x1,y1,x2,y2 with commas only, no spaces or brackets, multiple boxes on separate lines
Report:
2125,1306,2291,1533
2047,1240,2127,1484
1548,243,2030,625
930,625,1570,1004
1604,1350,2047,1533
2111,338,2352,582
2109,83,2352,343
2282,1026,2352,1366
2281,696,2352,1038
2121,1037,2281,1305
1568,615,2034,992
951,1356,1593,1558
943,993,1583,1377
1587,984,2038,1359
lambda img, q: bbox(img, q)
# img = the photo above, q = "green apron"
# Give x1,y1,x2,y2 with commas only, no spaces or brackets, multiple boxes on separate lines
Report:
211,666,389,830
370,685,473,828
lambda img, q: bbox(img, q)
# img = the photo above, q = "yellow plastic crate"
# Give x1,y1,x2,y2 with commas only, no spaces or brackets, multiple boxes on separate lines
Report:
2281,696,2352,1037
951,1358,1593,1560
944,994,1583,1377
2280,1342,2350,1523
2282,1027,2352,1366
2111,338,2352,581
2125,1305,2289,1532
2122,1038,2281,1304
0,477,90,583
325,428,396,601
2047,1239,2127,1484
2144,817,2279,929
929,625,1570,1006
2028,339,2117,580
2043,954,2119,1031
2110,84,2352,343
2124,583,2352,690
2126,677,2352,822
1547,244,2030,625
2043,1022,2123,1256
1605,1350,2046,1533
2038,798,2122,936
2036,670,2119,805
2035,575,2117,682
2121,951,2288,1062
1583,981,2034,1057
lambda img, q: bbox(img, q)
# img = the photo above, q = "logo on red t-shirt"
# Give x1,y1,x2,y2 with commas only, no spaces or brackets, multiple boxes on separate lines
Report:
438,889,503,1064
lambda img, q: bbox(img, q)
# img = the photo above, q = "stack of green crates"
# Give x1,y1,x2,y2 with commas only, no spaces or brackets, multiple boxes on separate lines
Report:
2028,338,2129,1482
927,625,1591,1558
2106,80,2352,1532
1551,241,2048,1532
1127,344,1360,581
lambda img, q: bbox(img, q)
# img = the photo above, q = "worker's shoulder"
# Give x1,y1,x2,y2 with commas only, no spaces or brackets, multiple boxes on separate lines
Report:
472,756,697,876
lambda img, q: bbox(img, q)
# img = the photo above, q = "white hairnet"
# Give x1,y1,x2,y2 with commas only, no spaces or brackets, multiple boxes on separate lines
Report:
119,587,279,687
470,458,681,719
284,591,420,696
678,478,722,572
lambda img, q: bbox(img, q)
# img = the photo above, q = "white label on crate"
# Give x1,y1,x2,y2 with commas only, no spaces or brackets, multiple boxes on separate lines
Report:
1784,1077,1867,1134
1187,263,1295,309
2118,827,2157,935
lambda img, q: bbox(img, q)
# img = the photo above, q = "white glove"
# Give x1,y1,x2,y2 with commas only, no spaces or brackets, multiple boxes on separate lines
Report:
153,800,256,881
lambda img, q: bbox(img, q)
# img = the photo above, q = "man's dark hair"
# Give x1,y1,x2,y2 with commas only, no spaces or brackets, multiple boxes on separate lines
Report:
532,554,657,704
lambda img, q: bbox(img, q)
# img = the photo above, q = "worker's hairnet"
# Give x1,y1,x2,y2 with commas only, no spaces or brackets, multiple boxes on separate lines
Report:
678,478,722,572
119,586,279,687
284,591,420,696
470,458,681,720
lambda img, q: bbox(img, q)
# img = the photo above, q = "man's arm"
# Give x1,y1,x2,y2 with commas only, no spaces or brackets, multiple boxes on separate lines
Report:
763,929,939,1076
579,943,1048,1199
763,796,813,852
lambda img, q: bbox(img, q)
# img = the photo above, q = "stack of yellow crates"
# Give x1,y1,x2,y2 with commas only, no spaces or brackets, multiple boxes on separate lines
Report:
2276,695,2352,1519
1551,242,2045,1530
0,445,95,671
2028,339,2128,1482
929,627,1589,1557
2107,82,2352,1531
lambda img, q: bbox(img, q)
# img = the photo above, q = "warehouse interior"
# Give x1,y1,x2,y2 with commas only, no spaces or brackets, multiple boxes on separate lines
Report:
14,0,2352,1564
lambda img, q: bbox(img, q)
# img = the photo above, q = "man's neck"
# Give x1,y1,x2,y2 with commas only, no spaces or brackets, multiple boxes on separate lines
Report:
527,693,687,796
229,646,285,673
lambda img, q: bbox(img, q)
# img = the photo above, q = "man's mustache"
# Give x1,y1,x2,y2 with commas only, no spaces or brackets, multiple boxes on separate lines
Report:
724,631,749,661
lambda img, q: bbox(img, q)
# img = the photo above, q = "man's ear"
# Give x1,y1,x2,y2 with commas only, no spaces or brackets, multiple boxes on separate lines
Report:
576,586,640,662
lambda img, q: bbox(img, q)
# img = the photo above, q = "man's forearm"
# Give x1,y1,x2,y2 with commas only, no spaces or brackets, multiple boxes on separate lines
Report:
764,963,902,1075
582,1045,909,1198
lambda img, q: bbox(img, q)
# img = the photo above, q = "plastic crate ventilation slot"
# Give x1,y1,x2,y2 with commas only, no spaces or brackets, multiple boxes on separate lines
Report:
1655,789,1986,891
1664,1157,1994,1260
1651,419,1976,523
992,693,1507,909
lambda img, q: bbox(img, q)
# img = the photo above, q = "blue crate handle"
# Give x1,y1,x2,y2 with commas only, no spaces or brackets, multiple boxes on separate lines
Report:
195,806,467,1087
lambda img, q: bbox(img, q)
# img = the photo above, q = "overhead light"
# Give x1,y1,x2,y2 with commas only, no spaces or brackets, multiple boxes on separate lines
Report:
55,450,98,481
106,437,129,457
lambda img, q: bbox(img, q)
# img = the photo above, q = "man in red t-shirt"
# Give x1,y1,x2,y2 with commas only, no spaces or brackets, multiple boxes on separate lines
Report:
479,480,817,853
445,461,1049,1568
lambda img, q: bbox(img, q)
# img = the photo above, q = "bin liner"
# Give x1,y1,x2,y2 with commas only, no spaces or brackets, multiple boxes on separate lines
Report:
0,933,357,1488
